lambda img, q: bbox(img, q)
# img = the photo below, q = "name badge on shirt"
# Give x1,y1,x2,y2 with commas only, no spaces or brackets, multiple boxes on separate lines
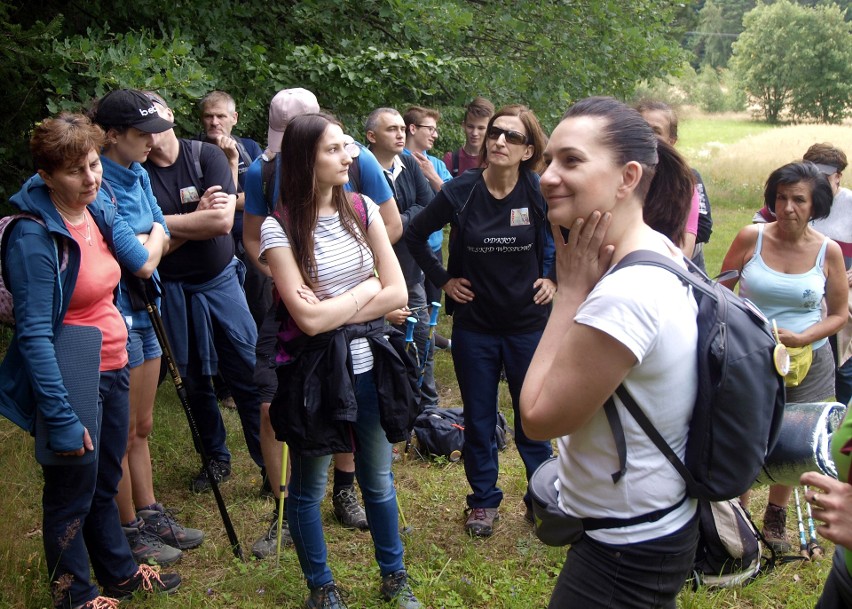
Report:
180,186,200,205
510,208,530,226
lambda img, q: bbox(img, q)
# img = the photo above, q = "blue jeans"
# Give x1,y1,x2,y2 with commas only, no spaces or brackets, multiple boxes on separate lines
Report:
184,309,263,468
42,367,138,608
287,371,405,590
548,516,699,609
452,326,553,509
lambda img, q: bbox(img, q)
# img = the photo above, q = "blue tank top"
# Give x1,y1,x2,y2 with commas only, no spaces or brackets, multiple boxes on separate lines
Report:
740,224,829,349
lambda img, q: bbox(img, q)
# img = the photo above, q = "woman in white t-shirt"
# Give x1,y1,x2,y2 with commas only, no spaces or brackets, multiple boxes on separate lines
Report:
520,97,699,608
259,113,421,609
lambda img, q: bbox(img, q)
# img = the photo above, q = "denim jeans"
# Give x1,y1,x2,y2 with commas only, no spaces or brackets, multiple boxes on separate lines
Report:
287,370,405,590
184,308,263,469
451,326,553,509
42,366,138,609
548,516,699,609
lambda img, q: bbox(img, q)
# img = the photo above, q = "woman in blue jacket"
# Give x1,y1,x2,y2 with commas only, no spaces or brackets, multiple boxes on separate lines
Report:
92,88,203,566
0,114,179,608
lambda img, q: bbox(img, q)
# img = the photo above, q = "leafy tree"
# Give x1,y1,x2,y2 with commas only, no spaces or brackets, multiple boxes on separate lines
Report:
730,0,852,123
1,0,687,201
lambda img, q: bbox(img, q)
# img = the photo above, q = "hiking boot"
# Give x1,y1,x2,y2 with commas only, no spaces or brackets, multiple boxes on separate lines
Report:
305,582,348,609
332,485,369,530
73,597,120,609
190,459,231,493
464,507,499,537
259,467,274,498
762,502,791,553
251,512,293,559
123,519,183,566
380,569,422,609
434,333,451,350
524,504,535,525
137,504,204,550
103,564,181,599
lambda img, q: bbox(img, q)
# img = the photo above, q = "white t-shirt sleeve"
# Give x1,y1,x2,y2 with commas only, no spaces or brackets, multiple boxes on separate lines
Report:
259,215,289,266
574,266,669,364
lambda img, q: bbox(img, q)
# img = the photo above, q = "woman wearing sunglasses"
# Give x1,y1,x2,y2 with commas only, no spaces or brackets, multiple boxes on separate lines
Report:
406,104,555,538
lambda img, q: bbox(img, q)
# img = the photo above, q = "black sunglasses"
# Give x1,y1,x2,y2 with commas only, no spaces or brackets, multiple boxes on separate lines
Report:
487,126,528,146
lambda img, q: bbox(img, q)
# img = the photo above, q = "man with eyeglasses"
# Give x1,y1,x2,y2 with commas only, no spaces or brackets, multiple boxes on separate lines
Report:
366,107,440,410
403,107,453,345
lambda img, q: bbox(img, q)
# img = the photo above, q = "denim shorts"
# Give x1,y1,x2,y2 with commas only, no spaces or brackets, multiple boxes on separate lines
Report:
127,324,162,368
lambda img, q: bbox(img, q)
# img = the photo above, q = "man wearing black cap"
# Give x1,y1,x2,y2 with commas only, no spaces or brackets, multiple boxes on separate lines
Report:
142,93,264,494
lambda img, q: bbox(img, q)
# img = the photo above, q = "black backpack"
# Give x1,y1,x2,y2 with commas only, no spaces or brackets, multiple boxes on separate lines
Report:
411,406,508,461
605,251,785,502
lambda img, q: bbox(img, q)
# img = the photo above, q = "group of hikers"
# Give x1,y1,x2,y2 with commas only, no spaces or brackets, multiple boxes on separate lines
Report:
2,83,852,609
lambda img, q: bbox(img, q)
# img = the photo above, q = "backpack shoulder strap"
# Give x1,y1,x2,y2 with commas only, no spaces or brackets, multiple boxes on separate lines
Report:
350,192,368,226
348,156,362,194
452,150,460,177
608,385,698,496
261,155,277,215
234,138,253,167
190,140,204,181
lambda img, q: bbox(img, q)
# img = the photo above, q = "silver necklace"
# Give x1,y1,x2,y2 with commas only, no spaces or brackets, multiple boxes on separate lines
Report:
58,209,93,246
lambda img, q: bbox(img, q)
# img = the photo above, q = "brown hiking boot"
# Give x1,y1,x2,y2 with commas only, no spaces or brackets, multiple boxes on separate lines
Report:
464,507,499,537
762,502,791,553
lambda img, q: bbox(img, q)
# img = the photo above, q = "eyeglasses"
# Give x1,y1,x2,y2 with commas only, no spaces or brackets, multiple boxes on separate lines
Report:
343,136,361,159
415,124,438,135
487,126,528,146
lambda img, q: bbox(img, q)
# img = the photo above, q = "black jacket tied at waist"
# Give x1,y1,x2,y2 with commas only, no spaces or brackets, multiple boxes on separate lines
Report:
269,317,420,457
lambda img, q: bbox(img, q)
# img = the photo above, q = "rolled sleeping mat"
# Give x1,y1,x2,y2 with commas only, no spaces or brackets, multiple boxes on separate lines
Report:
754,401,846,487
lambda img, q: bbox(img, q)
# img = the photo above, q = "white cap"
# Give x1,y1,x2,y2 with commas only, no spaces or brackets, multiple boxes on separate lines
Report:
267,88,320,153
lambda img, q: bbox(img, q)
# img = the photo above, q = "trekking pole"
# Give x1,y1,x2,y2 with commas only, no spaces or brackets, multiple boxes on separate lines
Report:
803,485,824,558
793,488,810,560
276,442,289,566
397,495,412,535
403,315,420,464
419,302,441,388
141,282,244,561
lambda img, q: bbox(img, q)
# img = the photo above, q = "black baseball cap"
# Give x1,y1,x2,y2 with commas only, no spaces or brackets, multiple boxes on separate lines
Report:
94,89,174,133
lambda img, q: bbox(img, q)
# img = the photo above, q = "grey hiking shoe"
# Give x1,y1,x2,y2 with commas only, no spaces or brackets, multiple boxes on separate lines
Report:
251,512,293,559
190,459,231,493
464,507,499,537
305,582,348,609
137,503,204,550
332,485,369,530
762,502,791,553
380,570,422,609
123,518,183,566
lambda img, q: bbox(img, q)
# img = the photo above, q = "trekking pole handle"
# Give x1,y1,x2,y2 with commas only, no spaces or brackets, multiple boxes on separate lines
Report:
405,316,417,343
428,302,441,327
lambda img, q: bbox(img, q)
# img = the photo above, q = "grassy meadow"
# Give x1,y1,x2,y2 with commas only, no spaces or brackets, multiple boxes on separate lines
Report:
1,113,852,608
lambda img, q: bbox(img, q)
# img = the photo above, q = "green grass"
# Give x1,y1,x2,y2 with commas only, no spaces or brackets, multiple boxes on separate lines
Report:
0,113,847,608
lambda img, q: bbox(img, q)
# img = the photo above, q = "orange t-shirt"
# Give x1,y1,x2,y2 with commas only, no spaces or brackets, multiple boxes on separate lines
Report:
61,210,128,371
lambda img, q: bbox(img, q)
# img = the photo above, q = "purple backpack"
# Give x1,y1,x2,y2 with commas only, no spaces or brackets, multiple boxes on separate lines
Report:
0,214,68,324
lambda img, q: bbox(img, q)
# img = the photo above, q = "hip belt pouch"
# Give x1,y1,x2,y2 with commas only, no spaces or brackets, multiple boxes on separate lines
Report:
529,457,687,547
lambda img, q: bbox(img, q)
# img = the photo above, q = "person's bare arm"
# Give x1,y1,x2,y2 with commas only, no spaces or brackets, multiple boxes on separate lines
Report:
243,212,272,276
377,197,403,244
